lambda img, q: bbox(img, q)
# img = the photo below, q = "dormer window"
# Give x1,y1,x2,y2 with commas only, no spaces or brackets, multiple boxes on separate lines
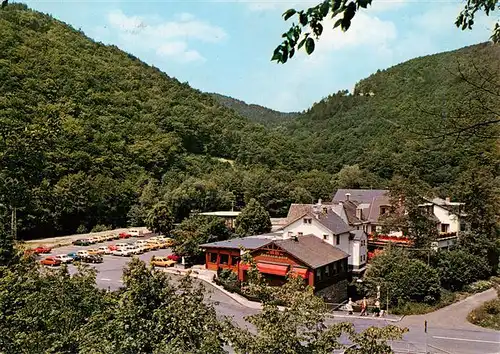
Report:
380,206,388,215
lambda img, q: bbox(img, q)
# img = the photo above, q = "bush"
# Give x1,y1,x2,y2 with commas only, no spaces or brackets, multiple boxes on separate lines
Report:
468,298,500,330
363,248,441,305
90,224,111,233
76,225,88,234
437,250,491,291
465,280,493,294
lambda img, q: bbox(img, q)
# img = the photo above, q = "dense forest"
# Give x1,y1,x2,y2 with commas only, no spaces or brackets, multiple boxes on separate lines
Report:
210,93,299,127
0,4,498,239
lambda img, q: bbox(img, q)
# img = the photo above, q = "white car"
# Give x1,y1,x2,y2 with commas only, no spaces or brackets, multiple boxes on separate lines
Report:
55,254,73,264
115,243,129,250
77,250,89,257
129,230,140,237
98,246,112,255
88,237,100,244
112,248,133,257
127,245,142,255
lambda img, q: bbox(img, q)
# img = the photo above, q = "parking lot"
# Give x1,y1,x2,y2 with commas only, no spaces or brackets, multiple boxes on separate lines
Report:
37,233,174,290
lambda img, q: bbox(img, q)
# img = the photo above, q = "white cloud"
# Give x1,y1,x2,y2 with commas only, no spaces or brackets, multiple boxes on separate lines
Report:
104,10,227,64
157,41,206,63
237,0,408,12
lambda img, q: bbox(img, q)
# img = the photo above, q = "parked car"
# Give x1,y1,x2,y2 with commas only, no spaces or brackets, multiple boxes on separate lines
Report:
119,232,131,239
88,236,101,244
108,244,118,251
32,246,52,254
88,248,105,255
129,230,140,237
127,245,142,255
80,254,103,263
112,248,133,257
55,254,73,264
115,242,129,250
147,241,164,250
40,256,61,267
67,252,80,261
167,254,181,262
150,256,176,267
105,234,115,241
73,239,91,246
99,246,112,255
77,250,90,258
96,235,108,243
162,238,176,247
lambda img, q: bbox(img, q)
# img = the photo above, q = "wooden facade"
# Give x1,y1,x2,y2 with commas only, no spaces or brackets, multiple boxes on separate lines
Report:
204,242,348,291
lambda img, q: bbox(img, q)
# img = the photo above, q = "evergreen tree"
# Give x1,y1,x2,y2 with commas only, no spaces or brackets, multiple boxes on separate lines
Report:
235,198,272,236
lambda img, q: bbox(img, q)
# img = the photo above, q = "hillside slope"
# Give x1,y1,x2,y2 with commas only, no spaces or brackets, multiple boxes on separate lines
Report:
0,4,301,237
210,93,298,126
284,43,499,189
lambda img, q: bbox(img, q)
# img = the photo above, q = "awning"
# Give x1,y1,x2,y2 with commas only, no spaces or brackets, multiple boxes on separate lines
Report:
256,263,289,276
290,267,309,279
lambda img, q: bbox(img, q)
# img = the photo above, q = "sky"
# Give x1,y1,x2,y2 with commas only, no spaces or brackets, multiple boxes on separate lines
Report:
21,0,496,112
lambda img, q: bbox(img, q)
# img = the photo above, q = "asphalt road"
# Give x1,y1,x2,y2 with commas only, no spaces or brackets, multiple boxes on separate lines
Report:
40,239,499,354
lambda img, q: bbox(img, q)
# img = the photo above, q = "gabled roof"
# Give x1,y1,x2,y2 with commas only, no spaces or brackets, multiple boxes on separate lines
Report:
350,230,367,241
367,195,391,223
332,189,389,204
282,209,352,235
200,237,272,250
341,200,363,224
274,235,349,269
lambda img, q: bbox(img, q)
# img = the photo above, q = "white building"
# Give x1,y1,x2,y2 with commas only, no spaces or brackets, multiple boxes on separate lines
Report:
279,200,367,275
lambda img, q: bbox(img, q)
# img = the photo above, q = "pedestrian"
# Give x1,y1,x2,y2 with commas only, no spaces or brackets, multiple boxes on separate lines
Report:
346,297,354,315
360,297,367,316
373,299,381,317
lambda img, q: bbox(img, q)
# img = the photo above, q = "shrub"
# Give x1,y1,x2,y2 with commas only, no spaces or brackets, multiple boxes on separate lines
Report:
465,280,493,294
90,224,111,233
76,224,88,234
363,248,441,305
468,298,500,330
437,250,491,291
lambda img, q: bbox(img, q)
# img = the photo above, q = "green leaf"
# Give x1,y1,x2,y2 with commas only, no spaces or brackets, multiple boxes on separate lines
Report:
313,22,323,36
297,37,307,49
282,9,296,21
341,18,351,31
305,37,315,55
333,18,343,29
299,12,308,26
289,48,295,59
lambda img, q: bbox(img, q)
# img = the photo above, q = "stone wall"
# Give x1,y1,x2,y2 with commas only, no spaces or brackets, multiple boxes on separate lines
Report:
316,279,348,303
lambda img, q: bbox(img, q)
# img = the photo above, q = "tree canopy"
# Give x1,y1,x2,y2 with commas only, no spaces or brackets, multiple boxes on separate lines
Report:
272,0,499,64
235,198,272,236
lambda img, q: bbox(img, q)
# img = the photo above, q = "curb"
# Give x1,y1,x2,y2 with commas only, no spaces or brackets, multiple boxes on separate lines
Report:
325,312,405,322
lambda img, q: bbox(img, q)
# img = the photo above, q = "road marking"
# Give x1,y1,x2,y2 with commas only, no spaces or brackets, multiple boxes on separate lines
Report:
100,278,112,281
433,336,500,344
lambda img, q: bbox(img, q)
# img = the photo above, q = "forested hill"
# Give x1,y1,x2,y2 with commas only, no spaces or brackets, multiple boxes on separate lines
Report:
210,93,299,126
283,43,499,189
0,4,498,239
0,4,306,238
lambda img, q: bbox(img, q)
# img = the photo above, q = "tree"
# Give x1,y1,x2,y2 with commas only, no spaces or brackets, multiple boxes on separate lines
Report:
289,186,313,204
172,215,231,260
80,258,225,354
0,222,15,266
363,247,441,305
145,202,174,236
382,174,439,248
272,0,499,63
331,164,380,189
436,249,491,291
235,198,272,236
223,271,408,353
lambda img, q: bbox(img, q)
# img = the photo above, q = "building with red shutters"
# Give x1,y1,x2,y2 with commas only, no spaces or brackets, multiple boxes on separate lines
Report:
200,234,349,302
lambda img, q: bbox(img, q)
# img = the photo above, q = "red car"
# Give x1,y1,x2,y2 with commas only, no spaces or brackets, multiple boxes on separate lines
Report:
108,244,118,251
118,232,131,239
167,254,181,262
32,246,52,254
40,256,61,267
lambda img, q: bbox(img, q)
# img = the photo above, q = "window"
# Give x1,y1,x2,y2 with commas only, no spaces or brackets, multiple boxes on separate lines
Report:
340,260,345,272
441,224,449,233
303,218,307,224
303,218,312,224
209,253,217,264
380,206,388,215
323,234,329,240
288,231,293,237
220,254,229,265
298,232,303,237
232,256,240,265
325,265,330,276
333,262,338,274
316,268,322,281
336,234,340,245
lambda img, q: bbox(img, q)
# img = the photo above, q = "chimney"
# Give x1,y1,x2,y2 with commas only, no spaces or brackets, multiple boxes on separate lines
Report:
318,198,322,205
345,193,351,201
445,197,451,204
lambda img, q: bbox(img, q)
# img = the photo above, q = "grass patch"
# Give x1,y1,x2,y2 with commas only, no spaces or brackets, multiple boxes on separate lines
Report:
467,297,500,330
